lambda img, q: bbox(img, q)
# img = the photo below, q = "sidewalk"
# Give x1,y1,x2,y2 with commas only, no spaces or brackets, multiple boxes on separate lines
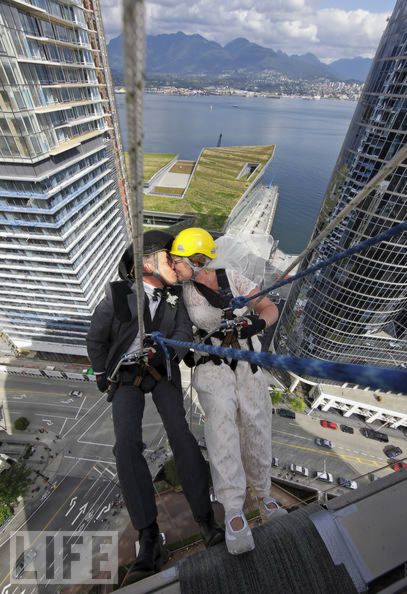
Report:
0,428,66,544
0,352,94,382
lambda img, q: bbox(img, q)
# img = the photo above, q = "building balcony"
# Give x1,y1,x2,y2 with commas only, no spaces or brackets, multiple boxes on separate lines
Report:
49,127,110,157
0,157,109,202
0,170,112,215
34,98,107,114
54,113,108,129
17,56,97,70
26,34,92,52
7,0,89,31
41,82,105,89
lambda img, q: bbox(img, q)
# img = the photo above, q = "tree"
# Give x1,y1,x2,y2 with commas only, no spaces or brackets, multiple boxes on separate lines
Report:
0,501,12,526
163,458,180,488
14,417,30,431
288,395,306,413
0,463,31,510
271,387,284,406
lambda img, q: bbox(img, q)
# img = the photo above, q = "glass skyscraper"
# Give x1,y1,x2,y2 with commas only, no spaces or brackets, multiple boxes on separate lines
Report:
0,0,128,356
274,0,407,382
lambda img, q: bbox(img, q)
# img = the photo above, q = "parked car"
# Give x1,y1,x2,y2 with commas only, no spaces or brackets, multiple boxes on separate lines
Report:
392,462,407,472
315,437,334,449
13,548,37,579
272,457,279,467
337,477,358,490
384,445,402,459
69,389,83,398
289,464,309,477
360,428,389,443
315,471,333,483
320,420,337,430
278,409,296,419
340,424,354,434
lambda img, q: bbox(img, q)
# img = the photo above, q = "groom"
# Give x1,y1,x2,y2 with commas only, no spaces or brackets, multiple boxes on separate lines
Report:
87,231,223,584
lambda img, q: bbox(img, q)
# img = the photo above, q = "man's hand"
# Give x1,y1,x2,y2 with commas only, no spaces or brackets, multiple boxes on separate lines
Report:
238,315,266,339
183,350,196,368
96,373,110,393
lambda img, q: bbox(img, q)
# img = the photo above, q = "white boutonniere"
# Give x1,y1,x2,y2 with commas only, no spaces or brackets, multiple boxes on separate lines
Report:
166,292,178,308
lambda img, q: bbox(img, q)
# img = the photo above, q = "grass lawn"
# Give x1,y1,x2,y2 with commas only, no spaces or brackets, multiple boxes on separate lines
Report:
144,145,275,231
151,186,185,196
125,153,177,183
169,161,195,174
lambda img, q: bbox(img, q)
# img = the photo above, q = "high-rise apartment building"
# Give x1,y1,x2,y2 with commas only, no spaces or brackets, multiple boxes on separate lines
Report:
0,0,128,356
274,0,407,381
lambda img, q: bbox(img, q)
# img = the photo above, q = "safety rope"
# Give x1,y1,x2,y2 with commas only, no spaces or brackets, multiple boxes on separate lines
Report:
123,0,146,345
149,219,407,393
230,219,407,310
151,332,407,394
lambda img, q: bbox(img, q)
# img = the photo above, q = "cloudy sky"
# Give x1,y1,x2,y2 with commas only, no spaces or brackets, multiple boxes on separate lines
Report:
100,0,396,62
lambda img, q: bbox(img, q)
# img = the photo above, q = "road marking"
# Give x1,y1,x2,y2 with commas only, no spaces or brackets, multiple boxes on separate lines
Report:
75,395,87,420
62,397,105,438
34,413,75,419
96,503,111,520
272,440,382,468
64,455,116,465
142,422,163,428
77,440,113,447
65,496,78,517
0,460,80,546
72,503,88,525
42,419,53,426
77,406,111,442
60,417,68,434
7,401,82,409
274,430,385,460
273,429,313,441
0,465,95,588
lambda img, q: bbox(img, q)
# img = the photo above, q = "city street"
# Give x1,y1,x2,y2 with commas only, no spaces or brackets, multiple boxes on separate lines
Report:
0,373,175,593
271,407,405,493
0,372,405,591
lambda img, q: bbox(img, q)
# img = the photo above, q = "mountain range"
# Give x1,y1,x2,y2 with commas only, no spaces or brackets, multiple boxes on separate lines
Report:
107,31,372,83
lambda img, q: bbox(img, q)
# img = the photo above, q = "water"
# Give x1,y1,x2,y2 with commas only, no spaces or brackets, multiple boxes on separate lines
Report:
116,94,356,253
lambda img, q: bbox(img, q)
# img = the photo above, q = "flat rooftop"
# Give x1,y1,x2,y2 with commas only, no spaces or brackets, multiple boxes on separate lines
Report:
316,383,407,414
143,153,177,183
143,145,275,230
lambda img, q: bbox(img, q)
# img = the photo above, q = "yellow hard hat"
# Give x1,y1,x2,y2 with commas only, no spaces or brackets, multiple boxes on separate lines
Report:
170,228,217,259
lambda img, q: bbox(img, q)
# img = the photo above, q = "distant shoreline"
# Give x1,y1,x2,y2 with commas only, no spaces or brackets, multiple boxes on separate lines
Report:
114,88,358,102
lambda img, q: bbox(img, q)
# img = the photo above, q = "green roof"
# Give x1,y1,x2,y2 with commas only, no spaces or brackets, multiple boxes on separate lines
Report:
125,153,177,183
143,145,275,230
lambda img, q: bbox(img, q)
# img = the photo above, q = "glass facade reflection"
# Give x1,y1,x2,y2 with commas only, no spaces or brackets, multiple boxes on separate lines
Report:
274,0,407,378
0,0,128,355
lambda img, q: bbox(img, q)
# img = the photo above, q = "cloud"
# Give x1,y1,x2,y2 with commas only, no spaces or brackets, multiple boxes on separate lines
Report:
100,0,392,60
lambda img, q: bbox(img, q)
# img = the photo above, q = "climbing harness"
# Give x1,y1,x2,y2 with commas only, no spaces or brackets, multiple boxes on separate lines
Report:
106,338,170,402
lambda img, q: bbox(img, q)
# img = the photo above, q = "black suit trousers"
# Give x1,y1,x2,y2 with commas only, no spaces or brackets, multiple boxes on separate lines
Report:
111,365,212,530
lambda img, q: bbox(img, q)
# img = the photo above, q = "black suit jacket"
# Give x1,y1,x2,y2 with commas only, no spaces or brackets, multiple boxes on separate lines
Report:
86,281,192,377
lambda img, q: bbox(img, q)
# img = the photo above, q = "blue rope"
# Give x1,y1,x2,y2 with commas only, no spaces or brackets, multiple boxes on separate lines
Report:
150,332,407,395
230,220,407,309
